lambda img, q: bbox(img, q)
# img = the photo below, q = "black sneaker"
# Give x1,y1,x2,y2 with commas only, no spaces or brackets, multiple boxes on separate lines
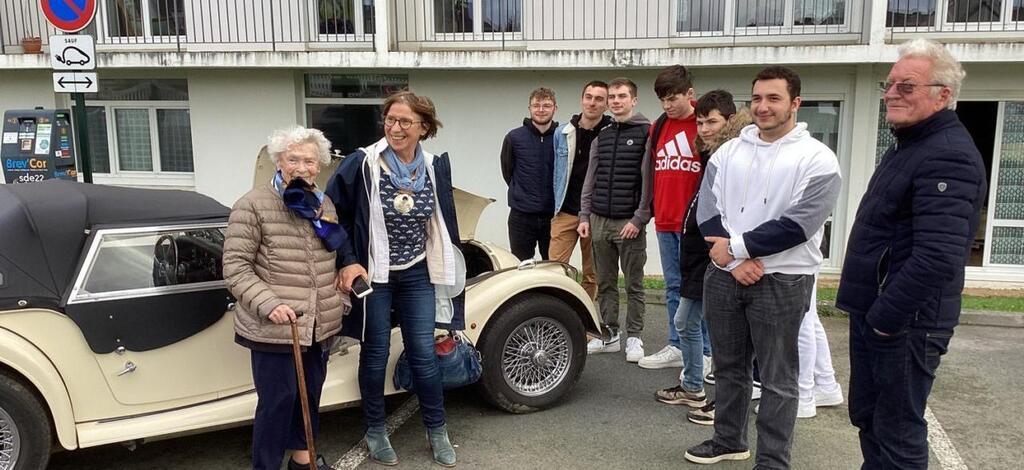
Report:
687,400,715,426
684,439,750,465
704,372,715,385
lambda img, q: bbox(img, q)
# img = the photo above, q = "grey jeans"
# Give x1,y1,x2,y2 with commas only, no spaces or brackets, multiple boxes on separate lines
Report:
703,266,813,470
590,214,646,337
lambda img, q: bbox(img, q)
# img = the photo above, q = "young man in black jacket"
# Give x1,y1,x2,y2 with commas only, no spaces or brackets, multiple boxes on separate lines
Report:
577,78,653,362
500,87,559,260
838,39,986,470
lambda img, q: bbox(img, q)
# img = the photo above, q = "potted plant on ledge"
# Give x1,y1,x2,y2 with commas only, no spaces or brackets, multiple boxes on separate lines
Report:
20,5,42,54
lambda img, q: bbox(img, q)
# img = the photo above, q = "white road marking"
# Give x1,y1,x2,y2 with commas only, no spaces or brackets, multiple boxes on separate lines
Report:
925,406,968,470
332,396,420,470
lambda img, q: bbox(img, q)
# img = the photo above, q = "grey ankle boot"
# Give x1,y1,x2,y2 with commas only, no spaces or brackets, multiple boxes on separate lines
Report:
365,427,398,466
426,424,456,467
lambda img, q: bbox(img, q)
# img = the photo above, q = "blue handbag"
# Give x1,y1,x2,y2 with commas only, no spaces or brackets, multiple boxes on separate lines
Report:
393,331,482,392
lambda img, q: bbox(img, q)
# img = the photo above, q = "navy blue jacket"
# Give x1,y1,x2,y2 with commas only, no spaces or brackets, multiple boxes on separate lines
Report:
836,110,986,334
500,118,557,215
325,148,465,340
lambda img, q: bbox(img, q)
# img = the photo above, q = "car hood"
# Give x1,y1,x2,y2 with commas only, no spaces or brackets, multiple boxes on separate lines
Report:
254,145,492,241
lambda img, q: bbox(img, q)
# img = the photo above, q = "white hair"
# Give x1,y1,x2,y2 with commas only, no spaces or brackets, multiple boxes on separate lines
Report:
266,125,332,164
897,38,966,110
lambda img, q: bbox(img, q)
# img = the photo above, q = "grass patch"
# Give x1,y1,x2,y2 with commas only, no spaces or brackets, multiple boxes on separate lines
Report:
618,278,1024,313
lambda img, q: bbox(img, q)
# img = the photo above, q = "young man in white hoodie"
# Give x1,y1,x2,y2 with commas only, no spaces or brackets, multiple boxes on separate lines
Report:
684,66,841,468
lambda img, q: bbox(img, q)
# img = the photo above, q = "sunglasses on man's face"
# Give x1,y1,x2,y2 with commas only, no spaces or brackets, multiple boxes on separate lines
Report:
879,81,946,95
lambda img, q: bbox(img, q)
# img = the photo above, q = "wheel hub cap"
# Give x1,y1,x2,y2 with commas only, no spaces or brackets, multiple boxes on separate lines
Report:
0,406,21,470
502,317,573,397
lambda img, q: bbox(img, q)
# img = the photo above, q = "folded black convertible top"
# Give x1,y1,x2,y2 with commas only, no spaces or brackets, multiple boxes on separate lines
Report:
0,180,229,310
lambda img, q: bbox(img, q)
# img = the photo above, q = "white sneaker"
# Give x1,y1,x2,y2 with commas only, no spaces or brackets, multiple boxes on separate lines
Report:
625,337,645,363
587,332,621,354
814,384,844,407
702,355,714,379
751,382,762,401
638,345,683,369
798,396,817,418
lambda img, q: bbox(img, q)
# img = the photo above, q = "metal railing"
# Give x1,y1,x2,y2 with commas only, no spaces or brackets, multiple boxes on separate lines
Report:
887,0,1024,33
391,0,863,50
1,0,375,53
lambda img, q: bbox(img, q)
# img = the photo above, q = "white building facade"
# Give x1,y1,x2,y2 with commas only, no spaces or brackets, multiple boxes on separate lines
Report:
1,0,1022,286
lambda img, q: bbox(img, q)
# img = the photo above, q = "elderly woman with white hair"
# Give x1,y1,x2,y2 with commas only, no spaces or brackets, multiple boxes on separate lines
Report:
223,125,350,470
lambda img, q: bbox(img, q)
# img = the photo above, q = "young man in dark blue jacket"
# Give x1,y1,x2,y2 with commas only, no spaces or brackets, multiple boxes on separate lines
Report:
838,39,986,470
500,87,559,260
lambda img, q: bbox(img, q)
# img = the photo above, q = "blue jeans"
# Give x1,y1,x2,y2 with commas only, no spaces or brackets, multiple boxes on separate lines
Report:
359,261,446,430
656,231,682,349
848,314,951,469
674,297,705,391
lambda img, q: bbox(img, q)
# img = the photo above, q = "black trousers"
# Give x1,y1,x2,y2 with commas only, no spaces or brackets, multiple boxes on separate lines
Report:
508,208,551,261
250,340,328,470
848,314,952,469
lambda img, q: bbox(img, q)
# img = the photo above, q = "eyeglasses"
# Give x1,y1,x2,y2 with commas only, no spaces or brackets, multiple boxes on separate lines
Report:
530,103,555,110
879,81,947,95
383,116,424,130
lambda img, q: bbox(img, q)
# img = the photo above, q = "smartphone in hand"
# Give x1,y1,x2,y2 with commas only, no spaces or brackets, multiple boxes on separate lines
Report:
352,275,374,299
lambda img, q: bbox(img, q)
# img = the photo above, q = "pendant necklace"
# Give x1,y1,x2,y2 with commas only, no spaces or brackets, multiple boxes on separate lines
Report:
393,168,418,215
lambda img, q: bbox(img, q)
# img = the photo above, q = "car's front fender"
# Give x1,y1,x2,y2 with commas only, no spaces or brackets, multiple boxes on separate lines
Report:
0,327,77,450
462,264,602,343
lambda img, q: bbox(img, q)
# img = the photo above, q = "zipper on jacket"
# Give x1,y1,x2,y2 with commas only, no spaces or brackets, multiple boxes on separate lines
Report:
876,245,892,296
606,124,622,216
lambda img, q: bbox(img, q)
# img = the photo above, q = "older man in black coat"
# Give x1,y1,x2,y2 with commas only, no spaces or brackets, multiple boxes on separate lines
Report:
837,39,987,470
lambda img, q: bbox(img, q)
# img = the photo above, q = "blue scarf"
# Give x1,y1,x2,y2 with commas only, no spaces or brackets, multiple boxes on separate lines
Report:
383,145,427,192
273,171,344,251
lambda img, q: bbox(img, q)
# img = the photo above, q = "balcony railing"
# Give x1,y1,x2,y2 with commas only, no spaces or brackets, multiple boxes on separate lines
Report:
1,0,375,54
391,0,864,50
887,0,1024,34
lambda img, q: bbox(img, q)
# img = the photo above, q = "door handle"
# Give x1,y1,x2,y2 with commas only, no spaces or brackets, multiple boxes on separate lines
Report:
117,361,137,376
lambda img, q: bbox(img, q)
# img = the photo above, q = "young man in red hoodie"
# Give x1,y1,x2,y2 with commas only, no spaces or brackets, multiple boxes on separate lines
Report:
638,65,704,370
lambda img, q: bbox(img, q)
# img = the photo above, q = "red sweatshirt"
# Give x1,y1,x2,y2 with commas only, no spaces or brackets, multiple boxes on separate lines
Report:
652,113,700,232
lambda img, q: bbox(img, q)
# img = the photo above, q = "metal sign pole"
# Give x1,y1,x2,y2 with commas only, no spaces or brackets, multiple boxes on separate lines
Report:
72,91,92,183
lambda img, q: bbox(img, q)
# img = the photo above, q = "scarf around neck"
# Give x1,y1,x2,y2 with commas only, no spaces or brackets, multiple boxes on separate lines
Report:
273,171,344,251
383,144,427,192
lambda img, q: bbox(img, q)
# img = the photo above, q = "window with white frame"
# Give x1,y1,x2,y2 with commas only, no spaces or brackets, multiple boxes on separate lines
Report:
677,0,851,34
83,79,194,179
304,74,409,157
103,0,186,38
432,0,522,36
316,0,375,37
887,0,1023,29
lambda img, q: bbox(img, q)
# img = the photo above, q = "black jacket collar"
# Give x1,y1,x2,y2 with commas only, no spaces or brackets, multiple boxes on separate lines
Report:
891,109,959,145
522,118,557,137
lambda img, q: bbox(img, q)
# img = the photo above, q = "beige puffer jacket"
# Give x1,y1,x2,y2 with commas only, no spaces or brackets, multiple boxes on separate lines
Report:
223,183,349,346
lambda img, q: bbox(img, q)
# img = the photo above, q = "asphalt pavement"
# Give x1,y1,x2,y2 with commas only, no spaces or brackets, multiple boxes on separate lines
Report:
48,304,1024,469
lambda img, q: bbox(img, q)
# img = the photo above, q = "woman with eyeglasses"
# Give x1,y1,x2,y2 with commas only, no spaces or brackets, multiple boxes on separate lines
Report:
325,91,464,467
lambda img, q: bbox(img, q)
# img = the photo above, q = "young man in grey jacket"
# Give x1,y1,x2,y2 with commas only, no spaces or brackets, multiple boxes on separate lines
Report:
577,77,654,363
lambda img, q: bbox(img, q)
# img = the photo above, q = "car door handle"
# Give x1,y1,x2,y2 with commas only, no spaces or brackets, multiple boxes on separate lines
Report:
116,361,137,376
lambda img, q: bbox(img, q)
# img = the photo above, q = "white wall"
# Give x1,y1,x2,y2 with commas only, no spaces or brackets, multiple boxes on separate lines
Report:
187,70,300,205
410,66,858,275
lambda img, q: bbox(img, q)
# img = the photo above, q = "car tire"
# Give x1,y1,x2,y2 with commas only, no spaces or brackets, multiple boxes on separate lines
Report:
0,372,52,470
478,294,586,414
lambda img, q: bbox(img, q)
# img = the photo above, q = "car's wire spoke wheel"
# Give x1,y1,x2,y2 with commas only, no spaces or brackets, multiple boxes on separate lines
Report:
0,405,21,470
501,317,573,397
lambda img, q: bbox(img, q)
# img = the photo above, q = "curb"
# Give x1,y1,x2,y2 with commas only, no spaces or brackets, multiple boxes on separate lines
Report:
622,288,1023,329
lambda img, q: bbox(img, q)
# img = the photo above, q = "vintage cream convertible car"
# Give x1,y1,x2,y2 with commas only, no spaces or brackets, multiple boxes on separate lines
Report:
0,154,601,469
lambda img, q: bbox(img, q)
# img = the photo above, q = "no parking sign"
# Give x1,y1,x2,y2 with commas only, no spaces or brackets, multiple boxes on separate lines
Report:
39,0,97,33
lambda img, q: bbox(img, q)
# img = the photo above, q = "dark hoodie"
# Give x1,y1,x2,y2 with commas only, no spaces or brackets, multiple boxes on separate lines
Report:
500,118,559,215
679,108,752,300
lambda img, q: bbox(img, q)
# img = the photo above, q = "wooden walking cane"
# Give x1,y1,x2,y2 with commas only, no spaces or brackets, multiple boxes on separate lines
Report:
290,314,318,470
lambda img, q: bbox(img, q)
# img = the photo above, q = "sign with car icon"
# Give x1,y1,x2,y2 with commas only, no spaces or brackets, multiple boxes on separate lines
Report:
49,35,95,71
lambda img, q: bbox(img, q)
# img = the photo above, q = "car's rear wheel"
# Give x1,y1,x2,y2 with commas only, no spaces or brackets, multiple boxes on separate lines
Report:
0,373,51,470
478,294,586,413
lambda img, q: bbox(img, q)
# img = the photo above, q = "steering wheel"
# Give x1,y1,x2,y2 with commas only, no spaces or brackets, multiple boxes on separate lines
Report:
153,234,179,286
